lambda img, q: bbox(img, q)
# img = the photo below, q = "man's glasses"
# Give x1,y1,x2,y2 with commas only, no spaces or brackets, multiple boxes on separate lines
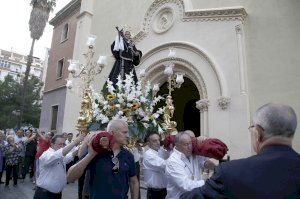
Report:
112,156,119,174
248,124,265,131
248,125,255,130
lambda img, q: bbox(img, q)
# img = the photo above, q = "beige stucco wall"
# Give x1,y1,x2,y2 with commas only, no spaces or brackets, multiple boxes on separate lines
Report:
192,0,300,152
40,6,80,133
83,0,252,159
44,8,80,92
64,0,299,157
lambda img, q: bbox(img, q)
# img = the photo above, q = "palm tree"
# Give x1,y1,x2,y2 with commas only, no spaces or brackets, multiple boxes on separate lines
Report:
20,0,56,127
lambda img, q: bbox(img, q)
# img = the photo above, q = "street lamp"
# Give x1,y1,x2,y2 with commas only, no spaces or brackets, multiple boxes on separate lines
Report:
163,48,184,135
66,35,107,135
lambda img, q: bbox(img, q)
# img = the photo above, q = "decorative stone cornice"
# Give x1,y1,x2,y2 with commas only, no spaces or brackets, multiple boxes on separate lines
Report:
196,99,210,112
182,7,247,22
218,97,231,110
133,1,247,44
49,0,81,26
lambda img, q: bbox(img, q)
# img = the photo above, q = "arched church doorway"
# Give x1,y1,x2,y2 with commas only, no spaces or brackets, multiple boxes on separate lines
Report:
157,77,200,136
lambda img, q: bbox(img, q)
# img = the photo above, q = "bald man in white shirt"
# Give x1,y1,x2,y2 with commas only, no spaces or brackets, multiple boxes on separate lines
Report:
165,132,207,199
143,133,169,199
33,134,83,199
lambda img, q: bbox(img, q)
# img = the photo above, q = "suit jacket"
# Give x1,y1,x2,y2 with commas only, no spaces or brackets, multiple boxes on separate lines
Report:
180,145,300,199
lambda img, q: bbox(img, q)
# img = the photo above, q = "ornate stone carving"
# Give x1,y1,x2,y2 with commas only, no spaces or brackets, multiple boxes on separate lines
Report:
139,42,226,96
235,24,242,34
133,1,247,44
182,7,247,22
218,97,231,110
152,7,175,33
143,0,184,32
196,99,210,112
132,0,184,43
144,57,208,99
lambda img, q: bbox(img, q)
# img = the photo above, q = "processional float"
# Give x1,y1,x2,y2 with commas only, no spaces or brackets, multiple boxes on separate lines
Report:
67,32,228,161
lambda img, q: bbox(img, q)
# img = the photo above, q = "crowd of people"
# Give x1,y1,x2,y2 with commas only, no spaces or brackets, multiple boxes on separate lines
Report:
67,103,298,199
0,103,299,199
0,129,80,190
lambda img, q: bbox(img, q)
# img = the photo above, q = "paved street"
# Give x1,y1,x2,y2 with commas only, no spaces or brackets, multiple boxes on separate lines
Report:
0,176,147,199
0,177,77,199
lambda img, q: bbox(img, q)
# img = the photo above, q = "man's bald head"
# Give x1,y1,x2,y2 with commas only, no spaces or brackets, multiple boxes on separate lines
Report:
107,119,128,133
253,103,297,140
175,132,193,157
107,119,129,146
184,130,195,138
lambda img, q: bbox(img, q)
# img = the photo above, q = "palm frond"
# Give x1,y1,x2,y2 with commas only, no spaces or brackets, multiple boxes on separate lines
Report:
29,0,56,40
30,0,56,11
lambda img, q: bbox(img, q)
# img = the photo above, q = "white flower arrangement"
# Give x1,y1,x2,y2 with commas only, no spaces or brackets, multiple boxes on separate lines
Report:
92,72,165,140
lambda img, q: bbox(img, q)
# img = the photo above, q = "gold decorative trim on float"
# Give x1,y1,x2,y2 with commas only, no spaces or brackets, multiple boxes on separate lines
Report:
67,37,107,135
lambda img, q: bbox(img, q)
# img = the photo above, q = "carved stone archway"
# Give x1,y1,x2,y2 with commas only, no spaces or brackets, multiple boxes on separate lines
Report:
137,42,226,136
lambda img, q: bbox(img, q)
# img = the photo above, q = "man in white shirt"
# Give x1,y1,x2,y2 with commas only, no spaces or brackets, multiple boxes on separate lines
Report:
65,133,73,146
165,132,207,199
65,132,77,172
131,145,143,199
33,134,83,199
143,133,168,199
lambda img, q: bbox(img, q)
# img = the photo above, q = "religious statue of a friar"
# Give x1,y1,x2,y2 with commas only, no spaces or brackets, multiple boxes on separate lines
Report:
108,26,143,86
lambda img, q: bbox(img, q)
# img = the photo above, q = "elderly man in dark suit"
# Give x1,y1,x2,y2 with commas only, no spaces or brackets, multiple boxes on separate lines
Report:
180,103,300,199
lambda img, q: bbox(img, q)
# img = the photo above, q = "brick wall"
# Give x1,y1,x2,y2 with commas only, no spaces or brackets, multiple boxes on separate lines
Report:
44,8,79,92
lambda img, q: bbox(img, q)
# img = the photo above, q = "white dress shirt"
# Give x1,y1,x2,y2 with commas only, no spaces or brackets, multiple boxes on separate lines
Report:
131,147,143,163
143,147,168,189
65,139,72,146
36,147,74,193
165,147,207,199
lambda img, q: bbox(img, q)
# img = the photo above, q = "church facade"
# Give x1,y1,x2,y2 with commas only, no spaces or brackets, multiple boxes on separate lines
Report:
40,0,300,159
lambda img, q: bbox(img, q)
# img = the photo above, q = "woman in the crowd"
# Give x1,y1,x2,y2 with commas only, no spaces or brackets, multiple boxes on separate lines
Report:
0,131,7,184
4,135,22,187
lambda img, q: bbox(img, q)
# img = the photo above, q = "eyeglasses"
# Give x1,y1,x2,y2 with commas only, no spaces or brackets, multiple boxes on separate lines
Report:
248,125,255,130
248,124,265,132
112,156,119,174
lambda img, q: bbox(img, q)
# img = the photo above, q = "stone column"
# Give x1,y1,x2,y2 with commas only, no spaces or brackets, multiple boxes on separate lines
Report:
235,24,247,95
196,99,209,136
